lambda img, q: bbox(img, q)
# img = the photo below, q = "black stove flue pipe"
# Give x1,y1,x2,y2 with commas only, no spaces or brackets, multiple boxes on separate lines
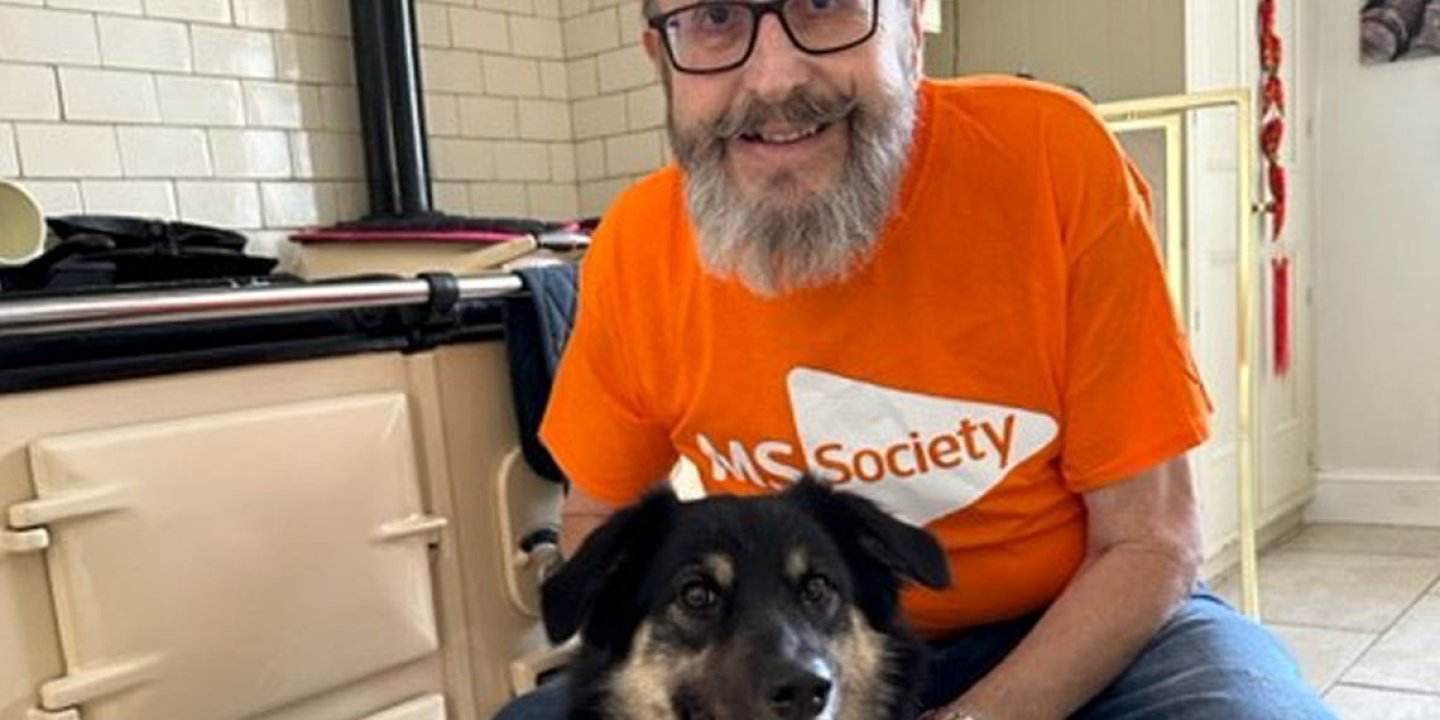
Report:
349,0,434,220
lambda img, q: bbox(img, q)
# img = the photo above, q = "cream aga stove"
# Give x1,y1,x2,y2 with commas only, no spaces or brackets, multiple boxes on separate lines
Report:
0,276,565,720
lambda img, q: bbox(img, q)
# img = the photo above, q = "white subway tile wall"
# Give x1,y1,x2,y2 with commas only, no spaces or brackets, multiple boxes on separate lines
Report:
117,126,213,177
209,129,291,177
482,54,544,98
23,181,84,214
50,0,144,14
0,0,665,259
232,0,312,33
508,15,563,59
0,6,101,65
539,60,566,98
59,68,162,124
97,15,192,72
260,180,334,226
493,141,551,181
433,181,471,214
575,138,605,181
177,179,263,226
558,0,668,216
18,124,124,177
81,179,177,216
452,8,512,53
144,0,232,24
469,180,528,216
0,64,62,119
156,75,247,126
455,95,514,138
191,25,277,78
243,81,321,128
0,124,18,177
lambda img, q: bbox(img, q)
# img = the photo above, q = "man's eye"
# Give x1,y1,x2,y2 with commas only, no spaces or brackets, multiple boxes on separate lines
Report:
809,0,834,10
679,579,719,612
699,4,734,25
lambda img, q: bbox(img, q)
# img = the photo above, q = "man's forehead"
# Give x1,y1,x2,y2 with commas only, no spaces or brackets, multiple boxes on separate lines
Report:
651,0,770,12
651,0,889,17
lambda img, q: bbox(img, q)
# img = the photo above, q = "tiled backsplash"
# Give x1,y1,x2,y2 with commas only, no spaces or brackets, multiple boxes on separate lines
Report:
0,0,666,259
562,0,666,216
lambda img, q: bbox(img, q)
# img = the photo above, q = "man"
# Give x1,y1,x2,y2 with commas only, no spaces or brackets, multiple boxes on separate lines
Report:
497,0,1333,717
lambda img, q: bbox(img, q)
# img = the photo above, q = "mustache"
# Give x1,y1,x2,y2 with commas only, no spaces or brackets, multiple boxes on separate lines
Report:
708,88,860,141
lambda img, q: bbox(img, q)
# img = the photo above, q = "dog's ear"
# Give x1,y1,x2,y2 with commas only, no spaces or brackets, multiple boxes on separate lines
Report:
787,477,951,590
541,486,680,644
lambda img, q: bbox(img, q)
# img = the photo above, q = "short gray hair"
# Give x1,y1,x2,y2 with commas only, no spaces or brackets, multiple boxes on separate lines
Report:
643,0,906,21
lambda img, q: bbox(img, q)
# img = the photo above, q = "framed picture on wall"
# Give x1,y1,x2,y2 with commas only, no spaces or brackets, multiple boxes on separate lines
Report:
1362,0,1440,64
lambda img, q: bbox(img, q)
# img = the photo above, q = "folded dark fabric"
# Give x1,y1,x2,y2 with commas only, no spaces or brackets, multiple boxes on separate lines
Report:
0,215,276,292
503,263,580,485
48,215,251,251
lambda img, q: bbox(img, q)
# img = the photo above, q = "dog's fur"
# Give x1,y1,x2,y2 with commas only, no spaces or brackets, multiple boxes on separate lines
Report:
542,478,952,720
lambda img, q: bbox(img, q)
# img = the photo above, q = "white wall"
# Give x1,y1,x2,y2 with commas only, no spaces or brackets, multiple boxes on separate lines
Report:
418,0,667,221
0,0,372,260
932,0,1186,102
559,0,669,217
0,0,668,262
1307,0,1440,525
416,0,579,222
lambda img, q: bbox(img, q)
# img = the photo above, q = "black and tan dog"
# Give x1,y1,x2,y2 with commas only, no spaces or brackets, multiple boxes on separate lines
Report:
541,478,952,720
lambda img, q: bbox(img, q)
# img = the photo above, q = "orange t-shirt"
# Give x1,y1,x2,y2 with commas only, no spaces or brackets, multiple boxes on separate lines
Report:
540,76,1211,635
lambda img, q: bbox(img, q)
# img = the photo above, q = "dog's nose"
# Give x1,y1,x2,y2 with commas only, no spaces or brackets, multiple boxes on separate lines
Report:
765,666,833,720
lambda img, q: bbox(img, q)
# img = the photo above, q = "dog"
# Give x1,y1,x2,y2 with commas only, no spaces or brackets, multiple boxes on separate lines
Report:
541,477,952,720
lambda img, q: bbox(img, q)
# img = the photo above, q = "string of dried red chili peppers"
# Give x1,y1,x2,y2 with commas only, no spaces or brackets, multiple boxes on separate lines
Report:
1259,0,1291,377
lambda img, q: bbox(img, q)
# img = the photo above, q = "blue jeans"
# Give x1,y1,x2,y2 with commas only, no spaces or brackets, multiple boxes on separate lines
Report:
493,589,1333,719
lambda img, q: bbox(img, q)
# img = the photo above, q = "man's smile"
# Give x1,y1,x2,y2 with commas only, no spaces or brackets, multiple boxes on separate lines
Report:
728,117,847,188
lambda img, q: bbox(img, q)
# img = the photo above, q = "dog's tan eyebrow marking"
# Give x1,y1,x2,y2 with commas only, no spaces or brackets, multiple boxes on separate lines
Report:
786,547,810,581
703,553,734,588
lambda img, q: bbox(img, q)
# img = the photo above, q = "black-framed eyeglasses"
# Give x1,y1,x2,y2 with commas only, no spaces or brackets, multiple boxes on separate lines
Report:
646,0,880,74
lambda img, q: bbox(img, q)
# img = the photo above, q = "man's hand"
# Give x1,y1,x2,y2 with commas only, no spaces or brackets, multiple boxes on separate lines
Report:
920,708,980,720
934,454,1201,720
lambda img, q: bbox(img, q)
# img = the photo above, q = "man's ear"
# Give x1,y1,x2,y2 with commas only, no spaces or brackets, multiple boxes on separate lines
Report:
540,486,679,644
644,28,663,66
908,0,928,74
786,477,951,591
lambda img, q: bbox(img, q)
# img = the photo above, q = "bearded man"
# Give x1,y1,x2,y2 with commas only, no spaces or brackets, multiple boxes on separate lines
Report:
494,0,1333,717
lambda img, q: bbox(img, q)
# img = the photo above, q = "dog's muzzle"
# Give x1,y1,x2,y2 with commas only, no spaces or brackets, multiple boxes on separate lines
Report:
685,649,837,720
763,657,835,720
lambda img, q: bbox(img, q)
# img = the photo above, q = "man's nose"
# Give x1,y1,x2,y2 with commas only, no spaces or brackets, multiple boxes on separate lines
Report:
741,13,810,102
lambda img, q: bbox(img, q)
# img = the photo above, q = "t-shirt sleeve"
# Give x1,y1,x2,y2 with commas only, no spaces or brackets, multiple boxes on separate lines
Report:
1046,95,1213,493
538,208,679,505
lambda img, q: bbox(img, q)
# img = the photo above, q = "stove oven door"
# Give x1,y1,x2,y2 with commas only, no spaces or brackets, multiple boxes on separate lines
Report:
10,393,446,720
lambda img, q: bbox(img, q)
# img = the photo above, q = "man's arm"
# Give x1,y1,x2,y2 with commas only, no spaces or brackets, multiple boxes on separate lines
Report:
560,484,622,558
936,454,1202,720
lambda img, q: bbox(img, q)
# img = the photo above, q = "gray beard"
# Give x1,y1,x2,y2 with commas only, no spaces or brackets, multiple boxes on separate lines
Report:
672,67,919,296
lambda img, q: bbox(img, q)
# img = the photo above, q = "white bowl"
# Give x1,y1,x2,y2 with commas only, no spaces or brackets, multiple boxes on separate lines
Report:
0,178,46,266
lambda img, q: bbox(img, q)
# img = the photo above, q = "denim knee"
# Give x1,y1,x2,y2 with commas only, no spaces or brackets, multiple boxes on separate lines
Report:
491,677,570,720
1076,592,1335,719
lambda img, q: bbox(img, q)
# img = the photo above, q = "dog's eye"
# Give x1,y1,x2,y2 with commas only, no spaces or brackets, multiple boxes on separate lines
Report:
799,574,835,607
678,580,719,612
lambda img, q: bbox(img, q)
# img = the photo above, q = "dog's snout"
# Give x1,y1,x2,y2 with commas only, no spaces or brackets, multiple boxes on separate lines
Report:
766,664,833,720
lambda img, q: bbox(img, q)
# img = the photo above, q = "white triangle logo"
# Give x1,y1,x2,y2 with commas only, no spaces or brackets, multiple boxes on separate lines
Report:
786,367,1059,526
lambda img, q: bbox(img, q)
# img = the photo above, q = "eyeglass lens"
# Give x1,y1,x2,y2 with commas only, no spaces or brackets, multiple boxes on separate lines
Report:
660,0,876,72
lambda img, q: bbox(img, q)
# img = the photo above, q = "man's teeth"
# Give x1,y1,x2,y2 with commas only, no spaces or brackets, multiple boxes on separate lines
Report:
751,124,821,144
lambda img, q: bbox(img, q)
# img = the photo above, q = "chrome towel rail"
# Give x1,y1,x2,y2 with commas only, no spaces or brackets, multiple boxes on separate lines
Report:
0,272,525,338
